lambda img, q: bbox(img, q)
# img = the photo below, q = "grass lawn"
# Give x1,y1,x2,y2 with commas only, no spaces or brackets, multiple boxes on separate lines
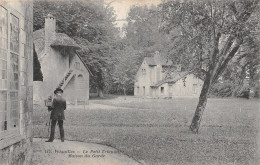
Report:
33,97,260,165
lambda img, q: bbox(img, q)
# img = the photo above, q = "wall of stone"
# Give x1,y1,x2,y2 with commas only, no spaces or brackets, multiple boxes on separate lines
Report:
63,53,90,104
63,76,76,103
34,50,90,104
135,60,164,98
39,48,70,98
171,74,203,97
134,61,151,97
33,81,45,102
0,1,33,164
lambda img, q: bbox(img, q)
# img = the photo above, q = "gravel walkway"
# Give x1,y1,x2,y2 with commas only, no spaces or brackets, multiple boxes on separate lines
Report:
30,138,141,165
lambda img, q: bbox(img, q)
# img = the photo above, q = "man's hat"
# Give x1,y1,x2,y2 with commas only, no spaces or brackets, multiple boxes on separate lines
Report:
54,88,63,94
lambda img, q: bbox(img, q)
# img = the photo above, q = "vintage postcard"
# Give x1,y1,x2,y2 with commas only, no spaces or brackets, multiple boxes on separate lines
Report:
0,0,259,164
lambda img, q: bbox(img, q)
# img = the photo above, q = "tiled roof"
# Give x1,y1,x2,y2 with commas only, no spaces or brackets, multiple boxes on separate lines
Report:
33,29,45,56
144,57,173,66
151,71,190,88
51,33,80,49
144,57,156,65
33,29,80,56
33,29,91,73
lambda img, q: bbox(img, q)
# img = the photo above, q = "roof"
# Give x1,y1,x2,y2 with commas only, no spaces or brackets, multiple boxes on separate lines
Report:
33,29,80,56
144,57,156,65
75,51,93,76
144,57,173,66
33,29,91,74
51,33,80,49
150,71,190,88
33,29,45,56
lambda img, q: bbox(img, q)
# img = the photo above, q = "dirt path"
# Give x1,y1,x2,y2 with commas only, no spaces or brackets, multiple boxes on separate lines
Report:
67,103,132,110
67,102,151,111
30,138,141,165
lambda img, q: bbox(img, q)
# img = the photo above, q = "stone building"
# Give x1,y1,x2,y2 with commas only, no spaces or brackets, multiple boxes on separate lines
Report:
33,14,91,104
134,51,203,98
0,1,34,164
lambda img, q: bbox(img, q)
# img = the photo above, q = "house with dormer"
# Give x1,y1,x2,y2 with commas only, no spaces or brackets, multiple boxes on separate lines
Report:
33,14,92,104
134,51,203,98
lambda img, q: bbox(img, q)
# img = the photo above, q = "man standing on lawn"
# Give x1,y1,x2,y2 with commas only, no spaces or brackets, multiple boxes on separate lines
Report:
46,88,66,142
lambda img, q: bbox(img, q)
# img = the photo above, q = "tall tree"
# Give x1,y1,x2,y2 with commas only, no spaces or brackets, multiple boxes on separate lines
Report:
124,5,169,60
112,45,139,96
161,0,259,133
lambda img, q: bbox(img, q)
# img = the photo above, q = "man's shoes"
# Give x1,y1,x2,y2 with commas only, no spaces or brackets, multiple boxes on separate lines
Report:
45,140,53,142
61,140,64,142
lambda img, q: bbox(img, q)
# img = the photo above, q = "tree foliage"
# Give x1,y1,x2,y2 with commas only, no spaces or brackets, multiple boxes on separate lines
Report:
160,0,259,133
111,45,139,95
124,5,170,60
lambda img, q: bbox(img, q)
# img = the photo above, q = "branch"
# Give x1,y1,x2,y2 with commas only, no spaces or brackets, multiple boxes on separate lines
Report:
105,0,117,10
200,68,208,75
216,34,235,67
180,23,193,39
210,32,221,65
212,39,242,82
188,67,208,80
220,3,225,28
213,1,258,78
236,52,249,61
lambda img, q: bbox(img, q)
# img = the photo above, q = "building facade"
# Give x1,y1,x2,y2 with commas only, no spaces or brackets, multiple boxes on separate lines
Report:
33,14,91,105
0,1,34,164
134,52,203,98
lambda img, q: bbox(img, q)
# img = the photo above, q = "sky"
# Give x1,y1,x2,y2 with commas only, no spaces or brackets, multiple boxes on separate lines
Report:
104,0,162,28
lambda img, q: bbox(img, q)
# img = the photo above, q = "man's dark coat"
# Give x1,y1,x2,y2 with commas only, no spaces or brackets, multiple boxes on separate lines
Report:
50,96,66,120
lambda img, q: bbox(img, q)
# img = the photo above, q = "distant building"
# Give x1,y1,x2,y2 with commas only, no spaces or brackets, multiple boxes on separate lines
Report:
0,1,34,164
134,51,203,98
33,14,92,104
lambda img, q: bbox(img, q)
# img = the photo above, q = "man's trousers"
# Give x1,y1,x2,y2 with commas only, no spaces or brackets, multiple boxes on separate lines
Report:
49,119,64,141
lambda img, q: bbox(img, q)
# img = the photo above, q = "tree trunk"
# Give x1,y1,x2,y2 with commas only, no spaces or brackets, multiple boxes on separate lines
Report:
190,74,212,133
123,87,126,100
97,87,104,98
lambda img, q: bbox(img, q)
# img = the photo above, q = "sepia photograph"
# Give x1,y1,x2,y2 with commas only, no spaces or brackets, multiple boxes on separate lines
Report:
0,0,259,164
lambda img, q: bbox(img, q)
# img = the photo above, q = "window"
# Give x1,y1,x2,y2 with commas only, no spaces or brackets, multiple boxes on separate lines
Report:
182,77,186,87
161,87,164,95
169,84,173,96
10,14,19,53
0,7,8,50
156,68,160,81
10,14,19,129
0,6,8,131
0,91,7,131
142,68,146,75
74,61,80,70
193,84,198,94
10,54,19,129
0,6,20,133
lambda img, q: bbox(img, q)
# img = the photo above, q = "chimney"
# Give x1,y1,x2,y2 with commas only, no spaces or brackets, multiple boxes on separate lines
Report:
153,51,161,62
44,14,56,53
176,64,182,72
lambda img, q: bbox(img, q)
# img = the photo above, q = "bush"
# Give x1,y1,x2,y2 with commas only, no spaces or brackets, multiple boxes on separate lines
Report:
210,80,259,99
235,86,250,99
210,81,233,97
